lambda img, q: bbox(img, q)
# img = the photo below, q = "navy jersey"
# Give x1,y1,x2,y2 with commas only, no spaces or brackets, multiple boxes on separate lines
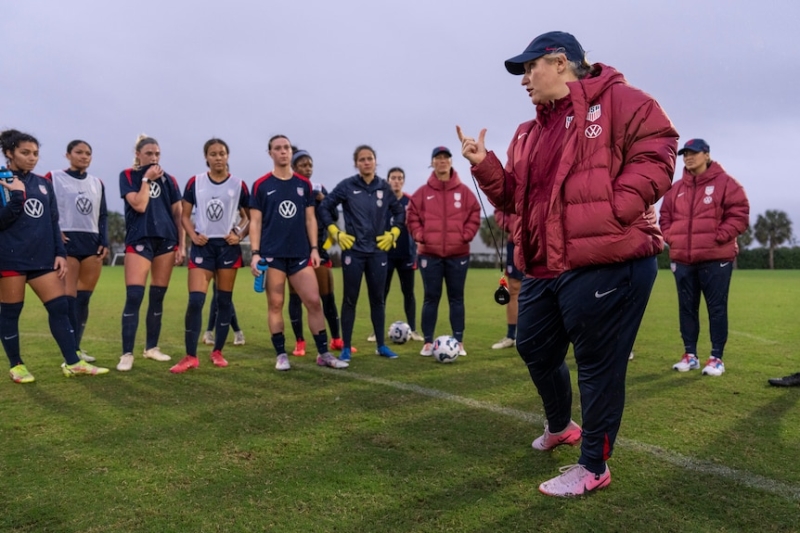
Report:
319,174,405,254
47,169,109,253
119,165,182,244
0,171,67,271
183,173,250,238
250,172,314,258
387,193,415,260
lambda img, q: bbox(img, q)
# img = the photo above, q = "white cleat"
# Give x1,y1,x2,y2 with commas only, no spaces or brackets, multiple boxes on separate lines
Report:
143,347,171,362
116,353,134,372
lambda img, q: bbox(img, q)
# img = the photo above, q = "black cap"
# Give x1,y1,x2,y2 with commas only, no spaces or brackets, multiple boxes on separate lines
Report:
504,31,586,75
678,139,710,155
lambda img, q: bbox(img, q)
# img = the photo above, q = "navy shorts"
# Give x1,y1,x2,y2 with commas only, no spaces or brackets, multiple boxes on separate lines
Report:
64,232,104,261
505,241,524,281
0,269,53,280
126,238,178,261
189,238,243,271
264,256,311,276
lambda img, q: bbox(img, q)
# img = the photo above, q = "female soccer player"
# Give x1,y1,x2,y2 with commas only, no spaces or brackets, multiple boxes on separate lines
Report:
407,146,480,356
170,138,250,373
0,129,109,382
45,140,108,363
117,135,185,372
286,149,347,355
318,145,406,362
249,135,347,371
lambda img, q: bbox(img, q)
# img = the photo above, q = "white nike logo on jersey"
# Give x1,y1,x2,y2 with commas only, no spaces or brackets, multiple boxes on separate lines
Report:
677,192,685,197
381,262,387,266
517,132,528,140
353,190,362,194
224,260,234,265
299,259,308,265
720,262,730,267
267,190,276,195
426,195,435,200
595,288,617,298
460,260,467,265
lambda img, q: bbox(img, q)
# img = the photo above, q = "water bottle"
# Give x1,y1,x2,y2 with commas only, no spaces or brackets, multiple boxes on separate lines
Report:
253,259,268,293
0,167,13,207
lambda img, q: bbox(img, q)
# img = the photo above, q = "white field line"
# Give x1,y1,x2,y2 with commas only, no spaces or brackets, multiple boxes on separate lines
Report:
19,331,800,501
728,330,780,345
317,367,800,502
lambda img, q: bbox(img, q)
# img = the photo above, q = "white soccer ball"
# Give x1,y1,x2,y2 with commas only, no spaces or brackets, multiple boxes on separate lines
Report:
388,321,411,344
432,335,460,363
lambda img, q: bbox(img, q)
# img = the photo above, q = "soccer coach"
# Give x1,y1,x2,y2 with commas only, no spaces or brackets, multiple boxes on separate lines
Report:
458,31,678,497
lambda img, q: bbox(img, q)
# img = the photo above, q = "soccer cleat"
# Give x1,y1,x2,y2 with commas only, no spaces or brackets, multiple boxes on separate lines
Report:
701,356,725,377
538,464,611,497
202,331,214,345
317,352,349,369
492,337,516,349
116,353,134,372
292,340,306,357
275,353,291,371
210,350,228,368
409,330,425,342
143,347,171,362
376,345,398,359
532,420,582,451
367,333,376,342
338,347,352,362
420,343,433,357
170,356,199,374
233,330,245,346
62,360,110,377
9,364,35,384
458,343,467,356
78,350,96,363
768,372,800,387
330,337,344,350
672,353,699,372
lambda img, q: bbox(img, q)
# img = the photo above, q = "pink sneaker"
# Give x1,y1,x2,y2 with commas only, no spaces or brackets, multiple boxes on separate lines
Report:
210,350,228,368
170,356,199,374
539,464,611,497
531,420,582,451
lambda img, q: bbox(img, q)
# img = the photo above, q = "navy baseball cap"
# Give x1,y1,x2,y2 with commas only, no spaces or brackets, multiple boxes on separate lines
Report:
431,146,452,158
678,139,710,155
505,31,586,75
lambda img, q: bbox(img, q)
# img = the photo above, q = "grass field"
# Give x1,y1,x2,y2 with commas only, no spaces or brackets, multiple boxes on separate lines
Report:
1,267,799,532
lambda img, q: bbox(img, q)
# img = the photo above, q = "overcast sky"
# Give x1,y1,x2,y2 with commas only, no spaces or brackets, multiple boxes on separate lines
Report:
3,0,799,242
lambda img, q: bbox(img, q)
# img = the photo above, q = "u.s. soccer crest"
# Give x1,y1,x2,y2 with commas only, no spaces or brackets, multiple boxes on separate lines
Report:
39,184,48,195
566,116,574,129
705,186,715,195
587,104,601,122
296,187,304,197
377,190,384,199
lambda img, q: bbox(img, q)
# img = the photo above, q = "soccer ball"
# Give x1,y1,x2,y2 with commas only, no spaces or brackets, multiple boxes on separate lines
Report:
388,321,411,344
432,335,460,363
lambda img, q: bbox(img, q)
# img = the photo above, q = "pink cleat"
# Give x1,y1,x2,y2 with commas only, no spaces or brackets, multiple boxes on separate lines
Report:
539,464,611,497
532,420,582,451
170,356,199,374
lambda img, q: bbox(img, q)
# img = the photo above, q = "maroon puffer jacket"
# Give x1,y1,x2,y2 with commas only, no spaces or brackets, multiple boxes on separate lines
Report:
659,161,749,264
472,63,678,276
407,170,480,258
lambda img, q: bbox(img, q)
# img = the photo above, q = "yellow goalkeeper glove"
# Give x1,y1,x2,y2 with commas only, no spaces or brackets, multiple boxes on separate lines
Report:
376,227,401,251
328,224,355,251
322,235,334,251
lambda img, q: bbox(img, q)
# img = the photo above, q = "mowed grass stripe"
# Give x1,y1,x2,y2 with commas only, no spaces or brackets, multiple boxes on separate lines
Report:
296,362,800,503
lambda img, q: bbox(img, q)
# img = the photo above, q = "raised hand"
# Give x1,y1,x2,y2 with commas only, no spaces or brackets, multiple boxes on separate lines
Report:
456,125,488,166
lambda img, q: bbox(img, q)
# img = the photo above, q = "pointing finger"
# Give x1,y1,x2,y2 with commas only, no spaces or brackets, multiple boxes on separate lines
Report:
478,128,487,147
456,125,465,143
